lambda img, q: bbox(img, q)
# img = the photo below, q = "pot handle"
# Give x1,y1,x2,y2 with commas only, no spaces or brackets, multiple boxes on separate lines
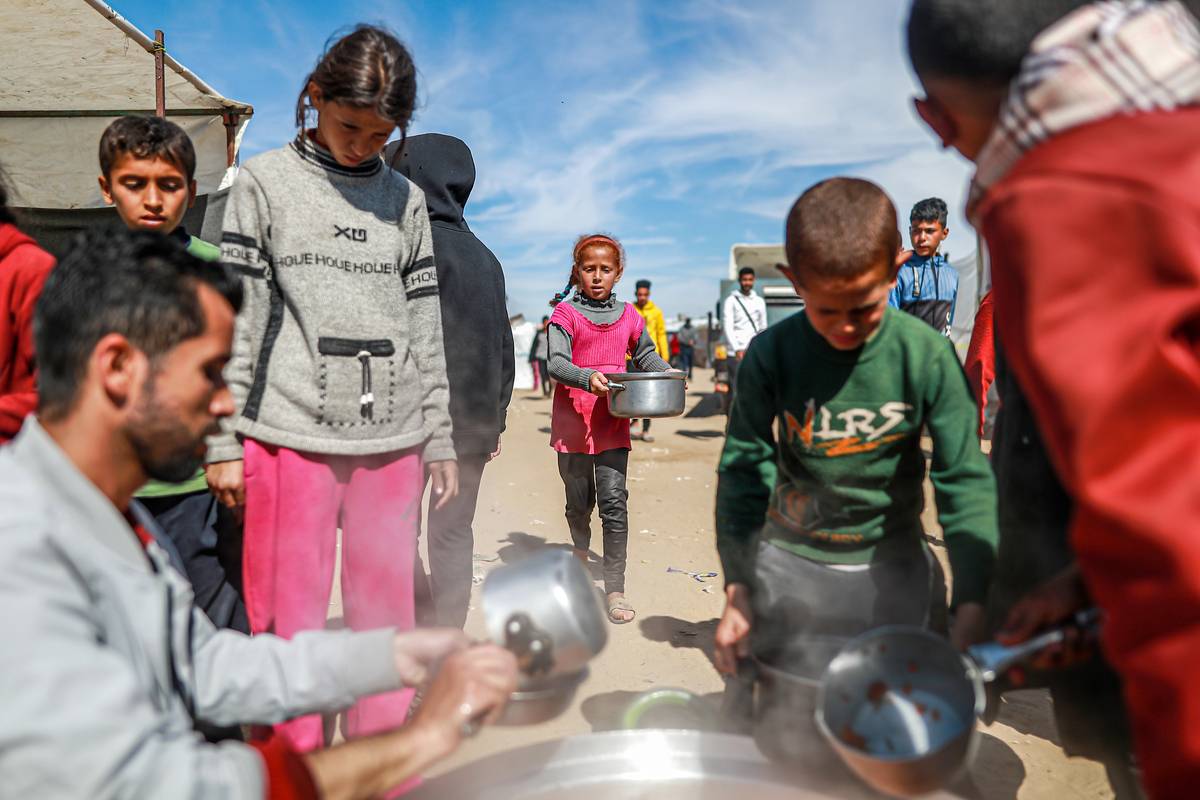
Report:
967,607,1101,683
607,381,626,392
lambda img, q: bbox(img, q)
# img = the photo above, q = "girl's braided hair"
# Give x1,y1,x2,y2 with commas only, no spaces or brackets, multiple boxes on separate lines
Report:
550,233,625,306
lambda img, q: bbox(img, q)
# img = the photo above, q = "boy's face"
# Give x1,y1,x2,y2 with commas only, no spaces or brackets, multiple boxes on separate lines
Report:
100,154,195,234
909,219,948,258
635,286,650,306
781,262,895,351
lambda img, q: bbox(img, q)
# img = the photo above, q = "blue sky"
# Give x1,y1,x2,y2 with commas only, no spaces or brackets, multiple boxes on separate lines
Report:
114,0,976,319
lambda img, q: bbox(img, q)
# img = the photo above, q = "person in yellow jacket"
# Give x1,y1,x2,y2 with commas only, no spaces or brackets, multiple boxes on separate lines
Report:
633,279,669,442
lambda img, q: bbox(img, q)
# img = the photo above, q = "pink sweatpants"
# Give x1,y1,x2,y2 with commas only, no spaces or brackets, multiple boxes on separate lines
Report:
243,438,421,752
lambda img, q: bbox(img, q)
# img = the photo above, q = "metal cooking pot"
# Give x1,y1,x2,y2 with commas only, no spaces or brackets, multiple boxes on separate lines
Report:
605,371,687,418
496,667,589,726
407,730,966,799
482,549,608,680
815,610,1100,798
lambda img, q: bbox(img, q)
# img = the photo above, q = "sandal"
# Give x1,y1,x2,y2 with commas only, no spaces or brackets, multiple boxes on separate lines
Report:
607,594,636,624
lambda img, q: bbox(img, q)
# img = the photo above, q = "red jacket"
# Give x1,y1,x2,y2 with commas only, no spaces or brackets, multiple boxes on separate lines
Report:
979,108,1200,799
0,223,54,442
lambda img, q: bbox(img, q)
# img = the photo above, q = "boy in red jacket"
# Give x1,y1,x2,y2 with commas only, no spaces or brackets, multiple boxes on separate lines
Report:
0,171,55,442
907,1,1200,796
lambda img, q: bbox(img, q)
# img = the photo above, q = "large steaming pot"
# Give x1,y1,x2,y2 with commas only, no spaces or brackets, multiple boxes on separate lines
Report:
407,730,967,799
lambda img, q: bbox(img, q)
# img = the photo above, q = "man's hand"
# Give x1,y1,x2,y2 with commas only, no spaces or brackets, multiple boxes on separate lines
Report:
488,437,502,462
997,562,1090,653
588,371,610,397
412,644,519,760
949,602,987,650
428,460,459,511
392,628,470,686
205,460,245,510
303,644,518,800
713,583,753,675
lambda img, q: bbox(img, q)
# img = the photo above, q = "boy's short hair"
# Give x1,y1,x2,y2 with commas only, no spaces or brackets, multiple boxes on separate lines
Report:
907,0,1090,86
99,116,197,181
910,197,949,228
785,178,901,284
635,279,651,290
738,267,755,279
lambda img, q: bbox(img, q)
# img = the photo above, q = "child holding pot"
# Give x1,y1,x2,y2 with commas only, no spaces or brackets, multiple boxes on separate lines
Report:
547,234,671,624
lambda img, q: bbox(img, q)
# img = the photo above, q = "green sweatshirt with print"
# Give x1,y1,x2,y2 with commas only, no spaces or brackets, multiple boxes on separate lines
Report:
135,234,220,499
715,307,997,608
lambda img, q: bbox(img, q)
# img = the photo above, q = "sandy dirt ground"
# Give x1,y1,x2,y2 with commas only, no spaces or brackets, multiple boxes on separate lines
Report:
336,369,1118,799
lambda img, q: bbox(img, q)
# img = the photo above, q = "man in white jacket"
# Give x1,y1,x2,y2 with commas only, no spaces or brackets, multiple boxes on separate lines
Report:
722,266,768,402
0,229,517,799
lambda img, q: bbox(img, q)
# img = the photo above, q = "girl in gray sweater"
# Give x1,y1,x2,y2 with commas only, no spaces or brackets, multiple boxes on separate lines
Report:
205,26,454,765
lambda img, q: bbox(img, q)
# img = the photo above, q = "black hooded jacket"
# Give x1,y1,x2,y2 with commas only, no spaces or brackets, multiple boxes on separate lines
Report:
388,134,514,455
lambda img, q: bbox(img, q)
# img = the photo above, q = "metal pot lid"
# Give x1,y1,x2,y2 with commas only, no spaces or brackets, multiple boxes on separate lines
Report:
409,730,967,799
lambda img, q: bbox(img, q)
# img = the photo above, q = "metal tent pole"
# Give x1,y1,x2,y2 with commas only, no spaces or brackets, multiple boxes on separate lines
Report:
154,29,166,117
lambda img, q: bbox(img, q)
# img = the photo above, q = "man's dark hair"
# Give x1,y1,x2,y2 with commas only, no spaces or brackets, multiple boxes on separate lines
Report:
738,266,756,279
99,115,198,181
907,0,1091,86
910,197,949,227
786,178,901,284
34,228,242,420
635,279,651,290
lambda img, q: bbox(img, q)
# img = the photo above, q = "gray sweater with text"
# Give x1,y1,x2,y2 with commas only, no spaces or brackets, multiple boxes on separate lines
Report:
207,136,454,463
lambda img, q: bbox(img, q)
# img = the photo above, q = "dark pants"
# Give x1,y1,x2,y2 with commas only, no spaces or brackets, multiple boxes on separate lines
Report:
413,454,488,628
725,354,741,411
557,449,630,594
679,344,694,378
535,359,551,396
141,490,249,634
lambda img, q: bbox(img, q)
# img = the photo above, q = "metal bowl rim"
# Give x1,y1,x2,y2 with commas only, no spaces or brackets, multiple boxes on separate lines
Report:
604,371,687,381
813,625,984,764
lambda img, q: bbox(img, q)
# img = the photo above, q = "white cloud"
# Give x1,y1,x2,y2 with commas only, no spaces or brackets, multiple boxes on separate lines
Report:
340,0,976,317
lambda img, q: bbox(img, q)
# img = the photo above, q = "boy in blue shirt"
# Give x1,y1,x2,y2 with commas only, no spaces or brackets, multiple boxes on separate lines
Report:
889,197,958,336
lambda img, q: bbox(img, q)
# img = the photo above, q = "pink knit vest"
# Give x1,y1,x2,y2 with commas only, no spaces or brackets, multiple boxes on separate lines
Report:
548,302,644,454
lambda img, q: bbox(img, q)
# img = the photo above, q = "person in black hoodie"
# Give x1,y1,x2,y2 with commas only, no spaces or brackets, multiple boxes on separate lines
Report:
389,133,515,628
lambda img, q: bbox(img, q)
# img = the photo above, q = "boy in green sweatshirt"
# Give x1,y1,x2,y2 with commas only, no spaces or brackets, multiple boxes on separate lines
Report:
97,115,247,635
713,178,997,679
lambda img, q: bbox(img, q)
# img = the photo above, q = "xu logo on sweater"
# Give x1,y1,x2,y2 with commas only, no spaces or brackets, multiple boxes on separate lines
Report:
334,225,368,242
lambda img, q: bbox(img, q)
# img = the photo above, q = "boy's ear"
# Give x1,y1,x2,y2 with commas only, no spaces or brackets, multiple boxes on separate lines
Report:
913,96,957,151
777,262,802,291
187,179,197,210
98,175,114,206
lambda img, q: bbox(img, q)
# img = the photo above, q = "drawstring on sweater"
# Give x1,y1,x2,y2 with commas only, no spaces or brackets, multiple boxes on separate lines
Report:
357,351,374,420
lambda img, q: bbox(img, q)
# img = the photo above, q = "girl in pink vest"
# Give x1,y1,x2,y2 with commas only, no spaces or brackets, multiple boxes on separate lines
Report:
547,234,671,624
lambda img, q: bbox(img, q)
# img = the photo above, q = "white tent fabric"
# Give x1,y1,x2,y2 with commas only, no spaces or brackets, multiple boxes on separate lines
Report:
948,245,989,360
0,0,251,209
511,318,536,391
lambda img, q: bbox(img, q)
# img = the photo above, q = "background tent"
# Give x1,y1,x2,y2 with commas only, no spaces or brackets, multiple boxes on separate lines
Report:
0,0,252,252
510,315,536,391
